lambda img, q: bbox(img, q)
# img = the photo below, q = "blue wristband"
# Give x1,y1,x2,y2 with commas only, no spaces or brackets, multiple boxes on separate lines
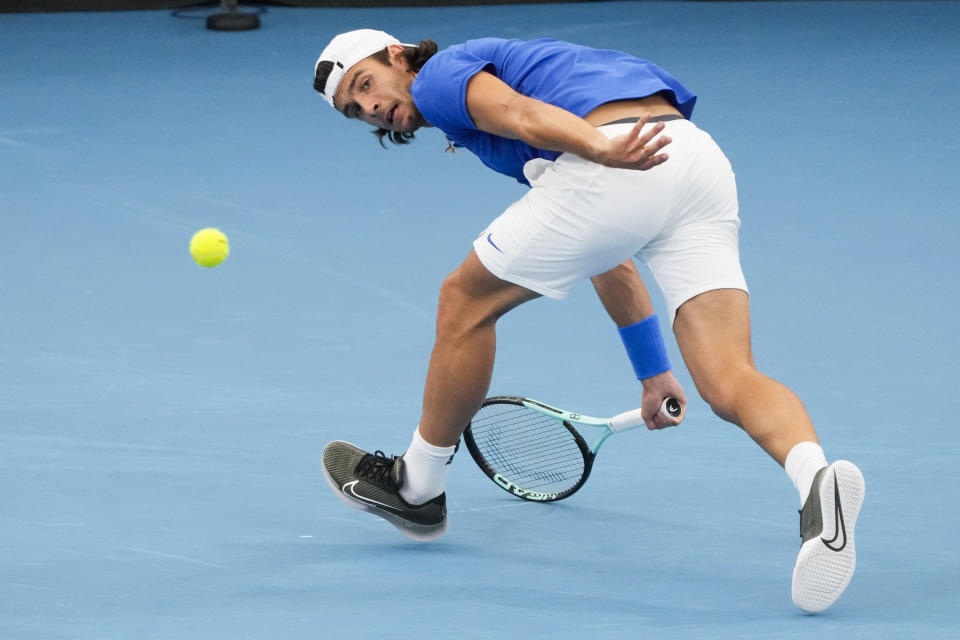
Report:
618,314,671,380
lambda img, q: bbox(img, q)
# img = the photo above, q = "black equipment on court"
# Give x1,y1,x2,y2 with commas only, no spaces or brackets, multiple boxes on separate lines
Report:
206,0,260,31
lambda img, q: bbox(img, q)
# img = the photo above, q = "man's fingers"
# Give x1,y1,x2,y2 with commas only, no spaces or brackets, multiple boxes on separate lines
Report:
643,397,685,430
644,405,668,430
630,113,653,134
628,127,672,166
635,119,666,146
638,152,669,170
650,410,681,430
647,134,672,152
607,116,675,169
635,134,671,159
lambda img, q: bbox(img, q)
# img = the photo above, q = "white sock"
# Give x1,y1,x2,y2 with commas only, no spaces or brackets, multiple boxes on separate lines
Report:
398,427,457,505
784,441,828,506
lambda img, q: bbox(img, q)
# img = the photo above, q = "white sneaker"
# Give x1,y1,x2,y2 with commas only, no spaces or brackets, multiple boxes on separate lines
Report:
791,460,865,612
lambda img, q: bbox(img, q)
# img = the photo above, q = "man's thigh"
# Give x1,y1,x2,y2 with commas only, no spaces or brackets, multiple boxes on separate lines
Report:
673,288,755,388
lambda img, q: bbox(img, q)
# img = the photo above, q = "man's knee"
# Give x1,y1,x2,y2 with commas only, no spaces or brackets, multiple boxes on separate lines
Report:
435,267,504,336
435,251,541,343
696,365,754,425
436,269,472,332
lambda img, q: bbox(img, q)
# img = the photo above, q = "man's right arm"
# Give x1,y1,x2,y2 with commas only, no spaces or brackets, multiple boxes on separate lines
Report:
463,71,672,171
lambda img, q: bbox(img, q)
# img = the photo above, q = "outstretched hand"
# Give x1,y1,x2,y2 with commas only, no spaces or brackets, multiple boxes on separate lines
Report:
595,113,673,171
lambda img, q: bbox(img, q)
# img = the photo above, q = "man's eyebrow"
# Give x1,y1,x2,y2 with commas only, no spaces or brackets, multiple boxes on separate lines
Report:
347,67,362,94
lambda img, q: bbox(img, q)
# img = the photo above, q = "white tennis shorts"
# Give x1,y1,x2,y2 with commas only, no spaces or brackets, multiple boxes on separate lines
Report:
473,118,748,323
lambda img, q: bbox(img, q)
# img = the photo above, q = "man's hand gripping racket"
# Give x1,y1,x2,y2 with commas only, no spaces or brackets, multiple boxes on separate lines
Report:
463,396,684,502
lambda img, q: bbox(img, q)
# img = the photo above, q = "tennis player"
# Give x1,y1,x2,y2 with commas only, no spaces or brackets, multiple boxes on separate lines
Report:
313,30,865,613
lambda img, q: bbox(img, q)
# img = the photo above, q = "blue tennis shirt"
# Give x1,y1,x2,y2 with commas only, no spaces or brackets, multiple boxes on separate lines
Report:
410,38,696,185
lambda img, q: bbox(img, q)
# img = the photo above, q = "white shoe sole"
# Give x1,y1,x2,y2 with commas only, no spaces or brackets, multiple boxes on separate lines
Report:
791,460,865,612
321,455,449,543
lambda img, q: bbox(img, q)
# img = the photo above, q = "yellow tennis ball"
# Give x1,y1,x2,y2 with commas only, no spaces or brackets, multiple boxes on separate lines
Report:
189,228,229,267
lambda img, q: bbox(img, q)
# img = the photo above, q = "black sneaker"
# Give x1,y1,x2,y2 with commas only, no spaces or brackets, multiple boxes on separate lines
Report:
321,440,448,542
791,460,865,612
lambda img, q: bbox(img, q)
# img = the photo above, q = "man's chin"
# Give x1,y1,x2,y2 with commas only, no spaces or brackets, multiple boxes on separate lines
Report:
394,123,422,135
401,112,428,133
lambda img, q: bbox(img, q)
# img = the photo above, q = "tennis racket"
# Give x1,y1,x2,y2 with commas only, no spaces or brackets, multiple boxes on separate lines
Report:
463,396,683,502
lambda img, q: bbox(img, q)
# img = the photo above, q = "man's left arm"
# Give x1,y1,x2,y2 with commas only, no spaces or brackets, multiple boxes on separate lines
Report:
591,261,686,430
464,71,671,171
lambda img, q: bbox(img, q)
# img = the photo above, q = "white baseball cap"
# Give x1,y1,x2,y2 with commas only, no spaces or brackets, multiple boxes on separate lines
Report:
314,29,410,109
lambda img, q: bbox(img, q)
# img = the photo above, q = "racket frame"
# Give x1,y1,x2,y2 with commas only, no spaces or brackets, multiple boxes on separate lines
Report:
464,396,645,502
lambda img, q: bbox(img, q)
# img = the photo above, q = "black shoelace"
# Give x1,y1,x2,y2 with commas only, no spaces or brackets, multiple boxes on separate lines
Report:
355,451,398,489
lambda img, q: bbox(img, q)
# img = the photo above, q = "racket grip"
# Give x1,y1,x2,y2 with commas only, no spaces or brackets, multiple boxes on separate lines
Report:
608,408,646,432
610,398,683,432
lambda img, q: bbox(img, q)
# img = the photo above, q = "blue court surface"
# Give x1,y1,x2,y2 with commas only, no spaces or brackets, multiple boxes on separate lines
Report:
2,1,958,638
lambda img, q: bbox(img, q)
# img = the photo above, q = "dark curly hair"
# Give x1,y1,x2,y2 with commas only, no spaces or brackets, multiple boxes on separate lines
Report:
314,39,438,147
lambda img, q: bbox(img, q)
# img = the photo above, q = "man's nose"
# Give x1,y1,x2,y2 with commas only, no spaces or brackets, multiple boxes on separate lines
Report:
359,97,380,116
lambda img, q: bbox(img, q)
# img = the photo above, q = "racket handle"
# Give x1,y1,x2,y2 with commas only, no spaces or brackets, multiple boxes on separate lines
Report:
609,397,683,432
608,408,646,432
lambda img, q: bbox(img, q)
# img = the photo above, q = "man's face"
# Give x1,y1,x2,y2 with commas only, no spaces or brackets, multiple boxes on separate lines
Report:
333,46,425,133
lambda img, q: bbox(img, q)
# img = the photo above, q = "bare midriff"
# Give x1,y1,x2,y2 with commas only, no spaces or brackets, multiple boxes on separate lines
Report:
583,92,683,127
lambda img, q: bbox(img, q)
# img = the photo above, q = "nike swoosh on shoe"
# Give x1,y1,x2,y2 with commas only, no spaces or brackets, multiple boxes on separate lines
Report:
821,470,847,552
342,480,397,511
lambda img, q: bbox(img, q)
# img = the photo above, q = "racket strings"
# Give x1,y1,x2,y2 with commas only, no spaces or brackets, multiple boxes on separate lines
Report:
469,404,586,494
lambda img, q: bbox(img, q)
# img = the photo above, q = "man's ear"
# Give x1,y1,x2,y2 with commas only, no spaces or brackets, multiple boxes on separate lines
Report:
387,43,408,70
